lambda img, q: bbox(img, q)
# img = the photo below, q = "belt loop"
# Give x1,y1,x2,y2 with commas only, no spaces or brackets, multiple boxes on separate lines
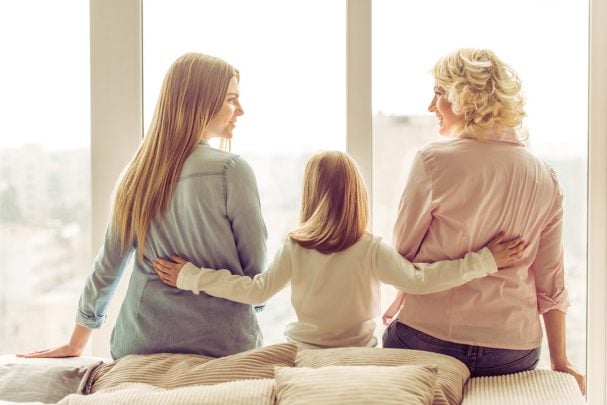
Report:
466,345,474,357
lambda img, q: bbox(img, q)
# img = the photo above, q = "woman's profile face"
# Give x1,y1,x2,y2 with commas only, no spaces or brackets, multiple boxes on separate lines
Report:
203,76,244,140
428,86,463,136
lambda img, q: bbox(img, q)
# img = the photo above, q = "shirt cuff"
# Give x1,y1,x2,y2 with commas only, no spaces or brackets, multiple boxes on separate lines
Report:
537,288,570,314
75,311,105,329
176,262,202,294
478,247,499,275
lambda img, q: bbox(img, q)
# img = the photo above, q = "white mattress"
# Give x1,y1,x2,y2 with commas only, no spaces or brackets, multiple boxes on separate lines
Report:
462,369,585,405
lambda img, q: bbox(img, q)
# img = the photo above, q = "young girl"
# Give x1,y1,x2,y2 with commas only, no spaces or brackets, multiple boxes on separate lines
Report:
154,150,524,349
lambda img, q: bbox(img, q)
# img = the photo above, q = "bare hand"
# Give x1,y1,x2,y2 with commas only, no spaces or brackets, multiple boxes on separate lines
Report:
553,361,585,395
486,232,526,269
154,256,188,287
17,343,83,358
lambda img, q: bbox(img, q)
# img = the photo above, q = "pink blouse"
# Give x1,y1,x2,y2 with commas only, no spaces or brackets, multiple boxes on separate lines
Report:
386,129,569,350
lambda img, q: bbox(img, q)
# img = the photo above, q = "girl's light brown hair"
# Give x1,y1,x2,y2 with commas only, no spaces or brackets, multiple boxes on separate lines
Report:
289,151,369,254
112,53,239,262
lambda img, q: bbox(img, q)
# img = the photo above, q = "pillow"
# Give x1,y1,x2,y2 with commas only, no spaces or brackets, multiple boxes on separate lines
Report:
296,347,469,405
60,379,275,405
463,369,586,405
0,356,103,403
88,342,297,393
275,365,437,405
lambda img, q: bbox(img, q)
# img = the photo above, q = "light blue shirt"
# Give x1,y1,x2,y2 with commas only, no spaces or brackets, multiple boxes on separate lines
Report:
76,141,267,359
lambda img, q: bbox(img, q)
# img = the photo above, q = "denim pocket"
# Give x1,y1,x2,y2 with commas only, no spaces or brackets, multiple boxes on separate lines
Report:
475,347,541,376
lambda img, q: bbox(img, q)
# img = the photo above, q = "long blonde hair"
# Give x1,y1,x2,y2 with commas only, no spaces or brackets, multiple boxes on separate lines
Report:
433,48,526,137
289,151,369,254
112,53,239,261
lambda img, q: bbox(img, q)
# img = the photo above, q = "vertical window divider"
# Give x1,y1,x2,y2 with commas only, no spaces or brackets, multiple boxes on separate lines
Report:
346,0,373,228
587,0,607,402
89,0,143,357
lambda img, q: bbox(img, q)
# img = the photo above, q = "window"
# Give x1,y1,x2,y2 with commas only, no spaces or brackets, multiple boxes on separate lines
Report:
7,1,603,400
0,1,90,352
371,0,588,371
143,0,346,344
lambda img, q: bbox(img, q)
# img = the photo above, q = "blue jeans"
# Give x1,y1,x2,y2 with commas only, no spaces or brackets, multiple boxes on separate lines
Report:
382,321,540,377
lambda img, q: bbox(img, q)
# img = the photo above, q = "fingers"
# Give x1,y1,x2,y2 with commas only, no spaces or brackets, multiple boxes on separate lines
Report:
153,256,188,288
155,258,178,270
504,236,524,249
17,347,75,358
17,349,53,358
155,270,176,287
487,231,505,246
153,260,178,287
171,256,187,264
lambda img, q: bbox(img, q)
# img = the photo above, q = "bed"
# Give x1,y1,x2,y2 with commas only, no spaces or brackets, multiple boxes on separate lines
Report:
0,345,585,404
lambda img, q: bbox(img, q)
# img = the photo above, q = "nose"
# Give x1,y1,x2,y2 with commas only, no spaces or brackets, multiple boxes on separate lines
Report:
236,102,244,116
428,96,437,113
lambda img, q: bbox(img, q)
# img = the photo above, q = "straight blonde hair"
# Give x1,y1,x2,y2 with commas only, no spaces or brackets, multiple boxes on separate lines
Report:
289,151,369,254
112,53,239,262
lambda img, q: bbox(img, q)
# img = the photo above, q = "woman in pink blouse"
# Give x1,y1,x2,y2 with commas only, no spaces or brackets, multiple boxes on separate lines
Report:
381,48,585,393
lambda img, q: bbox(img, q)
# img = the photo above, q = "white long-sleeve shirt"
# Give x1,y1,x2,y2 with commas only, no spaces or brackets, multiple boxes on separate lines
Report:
177,232,497,349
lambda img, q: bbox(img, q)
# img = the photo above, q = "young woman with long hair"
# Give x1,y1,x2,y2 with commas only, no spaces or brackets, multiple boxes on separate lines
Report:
19,53,267,359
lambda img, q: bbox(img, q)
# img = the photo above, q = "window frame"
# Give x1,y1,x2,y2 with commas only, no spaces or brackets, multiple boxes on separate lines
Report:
90,0,606,401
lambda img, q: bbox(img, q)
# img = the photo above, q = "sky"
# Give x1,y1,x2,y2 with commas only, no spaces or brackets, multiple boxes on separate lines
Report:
0,0,589,158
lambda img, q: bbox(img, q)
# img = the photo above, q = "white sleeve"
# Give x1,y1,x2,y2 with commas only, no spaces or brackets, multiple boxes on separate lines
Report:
176,241,292,305
373,239,498,294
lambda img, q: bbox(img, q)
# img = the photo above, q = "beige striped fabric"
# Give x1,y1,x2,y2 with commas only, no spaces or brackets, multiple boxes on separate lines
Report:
295,347,469,405
59,379,275,405
462,369,586,405
275,365,437,405
88,343,297,394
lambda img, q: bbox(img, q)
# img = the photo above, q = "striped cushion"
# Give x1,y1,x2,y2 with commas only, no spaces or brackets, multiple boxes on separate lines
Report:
275,365,437,405
462,369,586,405
60,379,275,405
88,343,297,394
295,347,469,405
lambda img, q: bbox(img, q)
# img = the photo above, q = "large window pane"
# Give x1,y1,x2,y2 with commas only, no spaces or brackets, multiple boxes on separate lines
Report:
0,1,91,352
372,0,588,370
143,0,346,345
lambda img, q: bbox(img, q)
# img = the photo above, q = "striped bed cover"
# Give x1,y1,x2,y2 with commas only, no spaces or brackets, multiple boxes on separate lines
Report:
462,369,585,405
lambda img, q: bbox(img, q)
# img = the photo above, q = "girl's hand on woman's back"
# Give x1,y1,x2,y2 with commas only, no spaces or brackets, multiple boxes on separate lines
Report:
154,256,188,287
486,232,526,269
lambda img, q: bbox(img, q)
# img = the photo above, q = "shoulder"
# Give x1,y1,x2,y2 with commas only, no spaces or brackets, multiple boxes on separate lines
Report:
351,232,383,254
413,139,458,167
541,161,563,198
185,145,254,177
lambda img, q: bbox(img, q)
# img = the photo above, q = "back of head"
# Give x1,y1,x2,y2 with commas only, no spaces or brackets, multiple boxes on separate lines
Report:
289,150,369,254
113,53,239,261
432,48,526,137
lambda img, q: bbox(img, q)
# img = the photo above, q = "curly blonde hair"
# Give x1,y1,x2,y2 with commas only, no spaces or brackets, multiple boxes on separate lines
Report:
432,48,526,137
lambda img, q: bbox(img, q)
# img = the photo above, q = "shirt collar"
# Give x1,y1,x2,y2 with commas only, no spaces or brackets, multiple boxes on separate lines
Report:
457,127,525,146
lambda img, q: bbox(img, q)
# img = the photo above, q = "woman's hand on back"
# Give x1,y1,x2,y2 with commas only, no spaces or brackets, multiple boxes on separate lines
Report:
154,256,188,287
486,232,526,269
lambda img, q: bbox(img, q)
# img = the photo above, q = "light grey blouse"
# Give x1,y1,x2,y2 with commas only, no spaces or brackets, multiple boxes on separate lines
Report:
76,141,267,359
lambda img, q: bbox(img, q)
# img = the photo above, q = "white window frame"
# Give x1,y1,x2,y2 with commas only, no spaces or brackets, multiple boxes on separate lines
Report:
587,0,607,402
89,0,142,356
90,0,606,401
